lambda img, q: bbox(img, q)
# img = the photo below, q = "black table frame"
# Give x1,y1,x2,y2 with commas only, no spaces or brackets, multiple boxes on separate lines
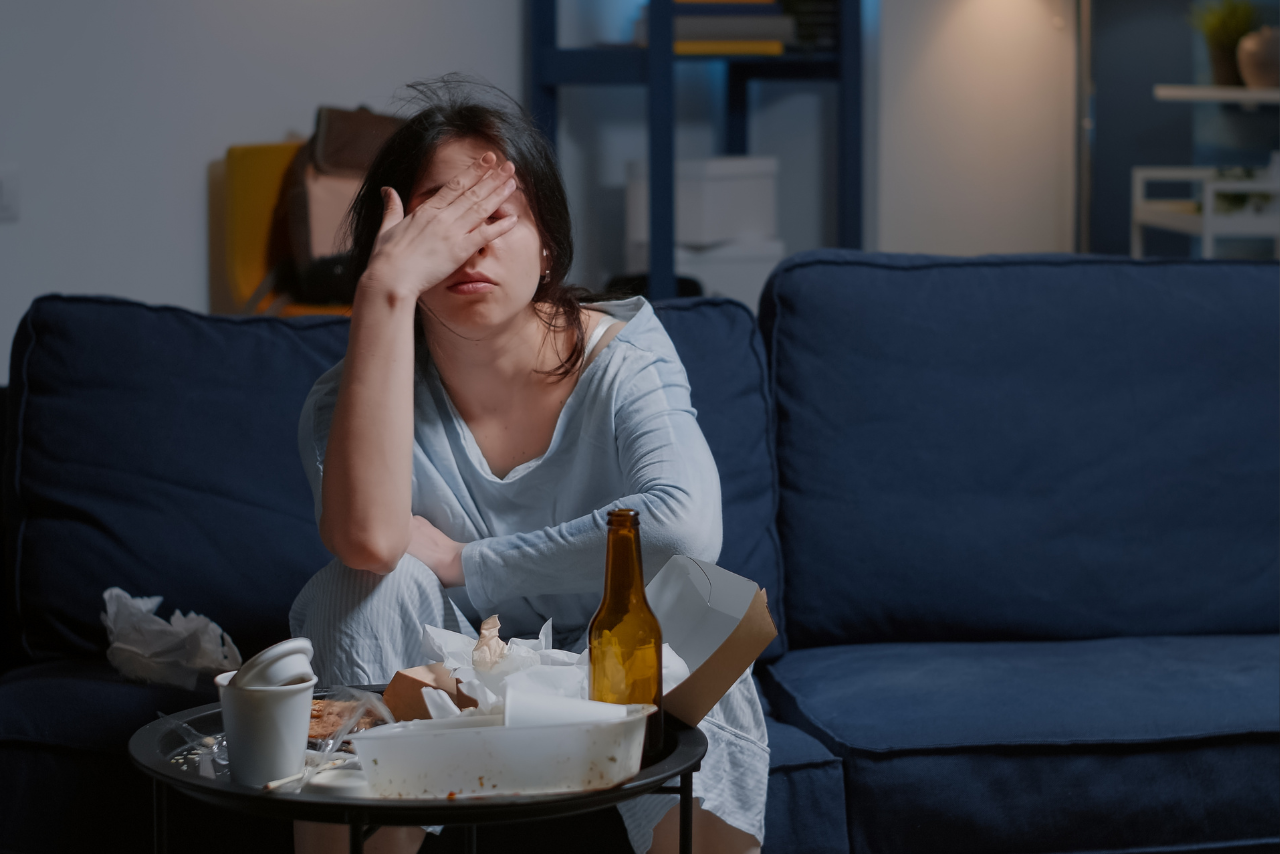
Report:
130,698,706,854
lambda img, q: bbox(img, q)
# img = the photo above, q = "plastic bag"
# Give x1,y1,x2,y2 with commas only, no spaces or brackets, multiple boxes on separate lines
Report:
159,712,228,780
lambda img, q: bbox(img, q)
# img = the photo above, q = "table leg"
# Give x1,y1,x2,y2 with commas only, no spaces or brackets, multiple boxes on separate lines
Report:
464,824,477,854
349,822,364,854
680,771,693,854
152,779,168,854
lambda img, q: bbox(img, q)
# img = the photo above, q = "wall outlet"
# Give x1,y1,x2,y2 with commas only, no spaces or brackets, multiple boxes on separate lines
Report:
0,167,19,223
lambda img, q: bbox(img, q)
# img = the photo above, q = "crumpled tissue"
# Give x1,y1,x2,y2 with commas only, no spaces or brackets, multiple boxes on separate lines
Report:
101,587,242,690
420,615,690,720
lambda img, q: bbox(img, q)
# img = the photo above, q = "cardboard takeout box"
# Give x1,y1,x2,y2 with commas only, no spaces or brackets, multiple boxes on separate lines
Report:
647,555,777,726
383,662,477,721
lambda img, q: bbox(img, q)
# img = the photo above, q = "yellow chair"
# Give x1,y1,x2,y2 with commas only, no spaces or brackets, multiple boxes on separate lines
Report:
223,142,352,318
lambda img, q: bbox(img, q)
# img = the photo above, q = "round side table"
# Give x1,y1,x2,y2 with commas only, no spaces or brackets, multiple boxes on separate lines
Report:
129,697,707,854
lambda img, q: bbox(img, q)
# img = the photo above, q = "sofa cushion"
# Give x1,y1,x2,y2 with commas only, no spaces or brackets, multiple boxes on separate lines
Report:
4,296,349,661
760,251,1280,647
766,635,1280,854
0,659,216,751
654,298,785,660
763,717,849,854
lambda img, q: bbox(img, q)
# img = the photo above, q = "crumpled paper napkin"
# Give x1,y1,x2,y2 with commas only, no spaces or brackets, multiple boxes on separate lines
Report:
100,587,242,690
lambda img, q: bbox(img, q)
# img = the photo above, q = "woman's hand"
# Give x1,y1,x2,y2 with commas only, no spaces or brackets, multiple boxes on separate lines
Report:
407,515,465,587
361,152,519,297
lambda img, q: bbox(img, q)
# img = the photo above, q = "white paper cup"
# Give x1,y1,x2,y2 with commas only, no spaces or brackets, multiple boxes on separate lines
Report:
215,670,317,787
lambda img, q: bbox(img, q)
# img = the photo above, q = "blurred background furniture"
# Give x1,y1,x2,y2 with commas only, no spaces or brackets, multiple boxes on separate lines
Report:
530,0,861,300
625,155,785,310
1130,154,1280,258
222,107,401,317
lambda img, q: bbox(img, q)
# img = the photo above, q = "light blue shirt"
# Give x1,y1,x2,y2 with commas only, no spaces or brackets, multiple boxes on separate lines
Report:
298,297,724,645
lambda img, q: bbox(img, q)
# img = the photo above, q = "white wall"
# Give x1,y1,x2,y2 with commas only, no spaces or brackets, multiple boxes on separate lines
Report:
0,0,524,378
870,0,1077,254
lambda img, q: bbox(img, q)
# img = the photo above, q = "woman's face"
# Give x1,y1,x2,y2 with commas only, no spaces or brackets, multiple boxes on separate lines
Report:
407,136,545,338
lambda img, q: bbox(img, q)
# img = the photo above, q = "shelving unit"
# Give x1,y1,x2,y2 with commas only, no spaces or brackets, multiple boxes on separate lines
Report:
1153,84,1280,105
530,0,861,300
1130,165,1280,259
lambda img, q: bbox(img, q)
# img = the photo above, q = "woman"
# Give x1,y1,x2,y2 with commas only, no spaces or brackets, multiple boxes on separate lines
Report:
290,80,767,854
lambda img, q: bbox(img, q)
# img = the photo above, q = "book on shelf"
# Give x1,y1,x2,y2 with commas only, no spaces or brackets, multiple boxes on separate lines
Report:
635,8,796,47
674,39,785,55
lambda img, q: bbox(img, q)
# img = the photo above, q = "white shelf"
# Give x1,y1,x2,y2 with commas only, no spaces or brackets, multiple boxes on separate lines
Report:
1134,200,1280,238
1153,84,1280,104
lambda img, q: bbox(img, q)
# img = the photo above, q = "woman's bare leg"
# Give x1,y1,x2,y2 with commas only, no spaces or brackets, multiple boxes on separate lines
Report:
294,820,425,854
648,800,760,854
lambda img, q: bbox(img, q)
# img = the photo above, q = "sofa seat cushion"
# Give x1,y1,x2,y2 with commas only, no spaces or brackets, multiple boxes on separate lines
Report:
763,717,849,853
0,659,214,752
766,635,1280,854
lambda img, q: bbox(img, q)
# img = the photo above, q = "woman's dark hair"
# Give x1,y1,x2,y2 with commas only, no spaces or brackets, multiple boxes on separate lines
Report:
346,75,587,379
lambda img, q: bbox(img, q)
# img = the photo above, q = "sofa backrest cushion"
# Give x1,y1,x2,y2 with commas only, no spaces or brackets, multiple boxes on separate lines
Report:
654,298,785,660
761,251,1279,648
4,296,349,661
2,295,784,664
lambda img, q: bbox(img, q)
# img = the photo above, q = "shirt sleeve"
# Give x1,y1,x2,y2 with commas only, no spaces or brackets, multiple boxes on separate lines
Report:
297,360,345,525
459,344,724,615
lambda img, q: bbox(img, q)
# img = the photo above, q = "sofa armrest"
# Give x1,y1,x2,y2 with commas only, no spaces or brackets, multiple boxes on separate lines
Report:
1,384,22,675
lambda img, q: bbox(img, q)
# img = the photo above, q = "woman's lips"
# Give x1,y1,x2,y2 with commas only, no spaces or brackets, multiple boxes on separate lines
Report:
446,280,495,295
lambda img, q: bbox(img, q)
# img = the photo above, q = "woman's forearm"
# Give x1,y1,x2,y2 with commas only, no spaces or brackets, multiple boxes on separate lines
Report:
460,480,723,614
313,162,517,573
319,280,419,572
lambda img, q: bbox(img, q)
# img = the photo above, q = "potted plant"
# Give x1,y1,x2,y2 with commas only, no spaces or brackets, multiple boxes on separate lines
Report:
1190,0,1259,86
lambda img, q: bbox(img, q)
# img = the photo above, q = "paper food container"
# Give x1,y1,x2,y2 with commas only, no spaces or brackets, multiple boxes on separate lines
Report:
349,705,655,799
648,556,777,726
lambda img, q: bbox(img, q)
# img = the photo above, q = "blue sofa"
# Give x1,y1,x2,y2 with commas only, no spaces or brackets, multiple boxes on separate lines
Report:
1,250,1276,853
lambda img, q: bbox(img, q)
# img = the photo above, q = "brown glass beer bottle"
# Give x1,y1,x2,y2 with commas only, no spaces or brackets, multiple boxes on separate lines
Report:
588,508,664,760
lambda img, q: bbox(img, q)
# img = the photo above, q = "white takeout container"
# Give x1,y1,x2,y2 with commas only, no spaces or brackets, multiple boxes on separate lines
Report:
349,704,655,799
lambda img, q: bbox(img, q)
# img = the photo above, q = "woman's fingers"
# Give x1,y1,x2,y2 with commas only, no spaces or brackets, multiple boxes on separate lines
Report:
423,151,497,211
457,176,518,232
467,213,519,249
434,161,515,226
378,187,404,234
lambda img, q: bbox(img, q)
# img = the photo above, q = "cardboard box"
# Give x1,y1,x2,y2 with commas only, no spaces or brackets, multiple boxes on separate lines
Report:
647,556,777,726
383,662,478,721
625,156,778,250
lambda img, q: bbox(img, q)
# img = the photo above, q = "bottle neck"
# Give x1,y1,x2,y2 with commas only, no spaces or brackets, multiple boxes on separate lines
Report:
603,522,645,607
